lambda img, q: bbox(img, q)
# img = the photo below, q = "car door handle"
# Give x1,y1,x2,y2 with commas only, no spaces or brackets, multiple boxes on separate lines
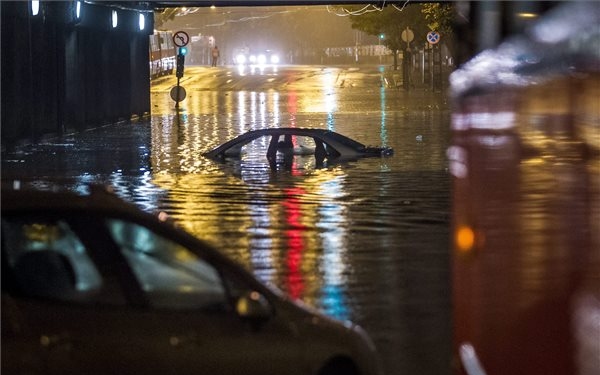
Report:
169,333,201,347
40,333,72,350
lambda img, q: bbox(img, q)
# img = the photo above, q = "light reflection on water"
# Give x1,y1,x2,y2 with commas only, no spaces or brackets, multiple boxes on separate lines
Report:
146,72,451,375
3,66,452,375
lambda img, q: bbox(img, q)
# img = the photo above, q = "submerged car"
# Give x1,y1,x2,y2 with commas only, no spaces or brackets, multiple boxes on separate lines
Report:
1,185,382,375
203,128,394,164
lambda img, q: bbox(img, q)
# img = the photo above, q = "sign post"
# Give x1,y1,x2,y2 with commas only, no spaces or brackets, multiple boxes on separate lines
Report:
401,27,414,48
426,31,442,92
172,31,190,48
401,27,415,90
172,31,190,109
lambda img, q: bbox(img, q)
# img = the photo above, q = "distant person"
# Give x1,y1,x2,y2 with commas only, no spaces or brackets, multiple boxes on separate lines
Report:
211,46,220,67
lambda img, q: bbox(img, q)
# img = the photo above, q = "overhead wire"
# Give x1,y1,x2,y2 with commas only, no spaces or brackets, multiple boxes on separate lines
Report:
326,1,410,17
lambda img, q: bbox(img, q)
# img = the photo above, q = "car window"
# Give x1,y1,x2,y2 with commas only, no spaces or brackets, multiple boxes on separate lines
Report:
105,218,227,310
2,217,104,302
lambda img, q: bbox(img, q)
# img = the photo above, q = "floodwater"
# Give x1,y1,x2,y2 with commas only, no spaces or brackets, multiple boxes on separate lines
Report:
2,65,452,375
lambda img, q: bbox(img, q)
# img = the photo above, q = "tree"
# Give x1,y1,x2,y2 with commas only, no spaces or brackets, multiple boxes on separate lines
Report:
340,3,429,69
421,3,456,57
421,3,454,35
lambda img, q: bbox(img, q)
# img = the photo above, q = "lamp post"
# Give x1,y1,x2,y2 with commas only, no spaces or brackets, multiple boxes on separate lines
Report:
378,33,384,64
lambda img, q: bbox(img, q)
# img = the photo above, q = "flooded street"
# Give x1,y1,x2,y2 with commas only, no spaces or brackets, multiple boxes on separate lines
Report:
3,2,598,374
3,65,452,375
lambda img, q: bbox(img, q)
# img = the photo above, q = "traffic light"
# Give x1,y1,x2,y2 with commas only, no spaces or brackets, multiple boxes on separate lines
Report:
176,51,185,78
179,47,188,56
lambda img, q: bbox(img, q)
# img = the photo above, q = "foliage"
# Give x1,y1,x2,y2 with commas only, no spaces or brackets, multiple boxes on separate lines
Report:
342,3,429,52
339,2,455,53
421,3,454,36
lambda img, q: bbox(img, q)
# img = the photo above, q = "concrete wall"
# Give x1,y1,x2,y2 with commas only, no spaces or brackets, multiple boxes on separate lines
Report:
1,1,153,149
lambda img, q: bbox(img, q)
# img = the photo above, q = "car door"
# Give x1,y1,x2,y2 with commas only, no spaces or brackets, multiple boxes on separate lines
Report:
102,217,306,375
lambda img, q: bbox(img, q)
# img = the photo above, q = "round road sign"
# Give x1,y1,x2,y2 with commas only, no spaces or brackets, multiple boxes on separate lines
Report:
427,31,441,45
170,86,187,102
401,28,414,43
173,31,190,47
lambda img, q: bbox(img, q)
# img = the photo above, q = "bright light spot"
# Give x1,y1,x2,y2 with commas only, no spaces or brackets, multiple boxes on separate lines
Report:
456,225,475,253
158,211,169,222
451,111,516,132
517,12,538,19
257,54,267,65
139,14,145,31
250,291,260,301
270,54,280,64
447,146,469,178
112,10,118,28
470,112,515,130
31,1,40,16
459,343,488,375
236,54,246,65
75,1,81,19
177,285,194,293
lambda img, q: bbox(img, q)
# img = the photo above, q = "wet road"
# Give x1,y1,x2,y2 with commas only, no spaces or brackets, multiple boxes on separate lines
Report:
3,65,452,375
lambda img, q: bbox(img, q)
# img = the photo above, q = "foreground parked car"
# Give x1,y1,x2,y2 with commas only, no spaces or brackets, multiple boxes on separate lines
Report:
1,185,381,375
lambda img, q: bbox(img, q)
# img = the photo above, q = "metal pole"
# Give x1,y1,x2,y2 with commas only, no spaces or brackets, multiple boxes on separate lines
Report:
421,44,425,84
175,76,181,109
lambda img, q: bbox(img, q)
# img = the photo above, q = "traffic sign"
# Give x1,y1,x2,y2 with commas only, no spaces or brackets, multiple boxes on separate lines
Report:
173,31,190,47
427,31,441,45
401,27,414,43
170,85,187,102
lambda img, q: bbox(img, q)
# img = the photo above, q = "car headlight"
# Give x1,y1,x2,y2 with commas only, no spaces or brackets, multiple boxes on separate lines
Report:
257,54,267,65
236,54,246,65
270,54,280,64
249,55,257,64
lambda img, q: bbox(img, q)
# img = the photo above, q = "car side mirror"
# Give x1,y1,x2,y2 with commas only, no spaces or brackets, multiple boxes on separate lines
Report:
235,291,272,322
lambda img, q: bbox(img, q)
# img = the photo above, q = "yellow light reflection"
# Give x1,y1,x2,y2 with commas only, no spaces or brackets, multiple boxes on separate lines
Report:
517,12,538,19
456,225,475,254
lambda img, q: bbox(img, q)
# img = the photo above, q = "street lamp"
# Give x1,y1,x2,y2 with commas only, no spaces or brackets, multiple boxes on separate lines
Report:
378,33,385,63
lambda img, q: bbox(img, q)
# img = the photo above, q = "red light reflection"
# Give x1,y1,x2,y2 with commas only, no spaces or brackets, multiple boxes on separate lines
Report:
283,187,307,300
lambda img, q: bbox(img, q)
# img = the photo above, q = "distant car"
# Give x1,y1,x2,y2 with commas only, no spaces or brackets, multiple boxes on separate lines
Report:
1,186,382,375
236,49,280,67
